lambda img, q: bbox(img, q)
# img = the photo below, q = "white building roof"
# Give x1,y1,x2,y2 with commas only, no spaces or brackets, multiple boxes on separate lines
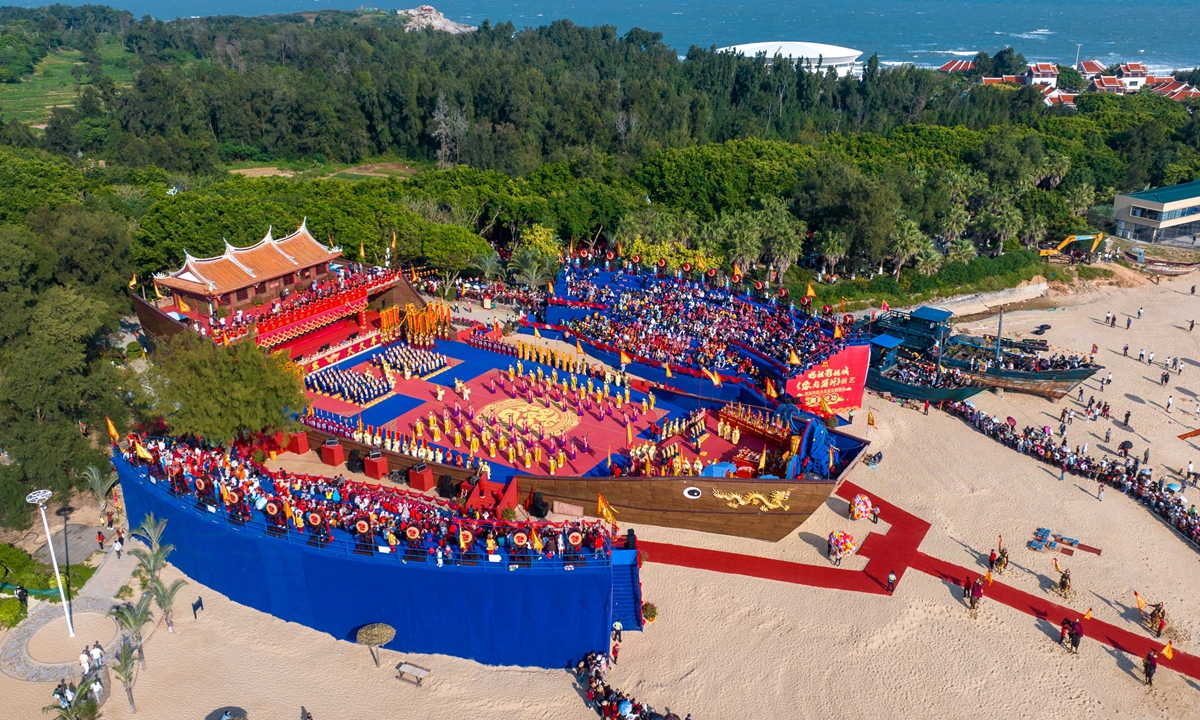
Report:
716,41,862,67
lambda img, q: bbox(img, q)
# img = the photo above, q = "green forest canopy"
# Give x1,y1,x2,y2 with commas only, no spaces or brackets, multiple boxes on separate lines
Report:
0,6,1199,528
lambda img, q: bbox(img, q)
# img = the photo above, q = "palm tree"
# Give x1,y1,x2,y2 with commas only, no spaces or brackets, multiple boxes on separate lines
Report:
887,218,927,279
1065,183,1095,216
814,229,848,276
914,240,944,276
147,577,187,633
82,466,119,521
759,197,806,279
470,250,503,283
111,641,138,714
133,514,167,551
506,245,543,280
129,543,174,582
937,205,970,245
947,238,977,265
109,594,153,669
1022,215,1048,249
723,213,764,271
990,205,1023,255
42,690,100,720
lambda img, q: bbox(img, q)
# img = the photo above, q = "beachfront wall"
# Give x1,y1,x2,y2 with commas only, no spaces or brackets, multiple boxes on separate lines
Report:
113,455,612,668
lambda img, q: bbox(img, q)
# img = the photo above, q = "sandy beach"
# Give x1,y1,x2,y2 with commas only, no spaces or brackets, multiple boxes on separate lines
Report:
6,272,1200,719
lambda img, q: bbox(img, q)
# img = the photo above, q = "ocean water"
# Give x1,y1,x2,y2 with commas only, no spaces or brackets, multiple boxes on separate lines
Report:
23,0,1200,71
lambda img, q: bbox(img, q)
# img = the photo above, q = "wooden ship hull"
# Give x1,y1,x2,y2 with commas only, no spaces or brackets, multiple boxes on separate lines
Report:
1123,251,1200,276
939,357,1096,399
865,371,984,403
303,429,864,542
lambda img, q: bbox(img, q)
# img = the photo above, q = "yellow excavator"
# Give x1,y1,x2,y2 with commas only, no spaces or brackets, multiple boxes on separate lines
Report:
1040,233,1104,260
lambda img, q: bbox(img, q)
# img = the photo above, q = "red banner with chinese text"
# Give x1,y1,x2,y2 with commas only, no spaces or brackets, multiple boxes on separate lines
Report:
304,335,381,373
785,344,870,415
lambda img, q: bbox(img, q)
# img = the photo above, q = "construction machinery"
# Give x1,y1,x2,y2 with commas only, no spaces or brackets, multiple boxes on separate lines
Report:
1039,233,1104,262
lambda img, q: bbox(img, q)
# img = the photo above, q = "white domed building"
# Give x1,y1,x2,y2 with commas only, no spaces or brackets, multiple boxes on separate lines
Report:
716,41,863,77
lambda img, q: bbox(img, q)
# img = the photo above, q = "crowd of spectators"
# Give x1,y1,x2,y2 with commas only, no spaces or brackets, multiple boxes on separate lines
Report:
575,650,685,720
123,437,612,565
559,269,845,373
949,347,1095,373
944,401,1200,547
887,357,975,389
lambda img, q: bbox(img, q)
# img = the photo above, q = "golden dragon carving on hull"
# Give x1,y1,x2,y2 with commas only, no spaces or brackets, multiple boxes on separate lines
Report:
711,488,791,512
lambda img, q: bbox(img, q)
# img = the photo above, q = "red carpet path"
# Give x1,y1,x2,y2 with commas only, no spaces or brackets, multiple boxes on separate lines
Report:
639,481,1200,681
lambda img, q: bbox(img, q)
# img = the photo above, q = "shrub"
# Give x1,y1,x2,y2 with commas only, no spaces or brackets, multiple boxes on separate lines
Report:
500,507,517,521
252,448,267,463
126,341,143,359
0,597,26,629
641,602,658,621
0,543,96,600
1076,265,1114,280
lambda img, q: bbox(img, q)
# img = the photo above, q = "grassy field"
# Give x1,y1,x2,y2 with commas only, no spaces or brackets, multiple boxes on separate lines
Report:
0,37,135,126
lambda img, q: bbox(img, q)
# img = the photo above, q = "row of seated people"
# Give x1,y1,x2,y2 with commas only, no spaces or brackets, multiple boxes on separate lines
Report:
944,401,1200,548
124,437,611,563
952,347,1094,373
372,341,447,379
305,365,391,405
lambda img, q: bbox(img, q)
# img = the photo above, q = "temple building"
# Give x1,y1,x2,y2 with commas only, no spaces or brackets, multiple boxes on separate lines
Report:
153,220,341,317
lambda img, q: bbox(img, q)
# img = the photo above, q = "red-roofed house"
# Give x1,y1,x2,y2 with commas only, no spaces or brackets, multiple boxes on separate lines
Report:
1149,80,1200,102
981,74,1023,86
1117,62,1149,91
1076,59,1106,79
153,220,342,317
1041,86,1077,108
1090,76,1125,94
1024,62,1059,88
937,59,975,73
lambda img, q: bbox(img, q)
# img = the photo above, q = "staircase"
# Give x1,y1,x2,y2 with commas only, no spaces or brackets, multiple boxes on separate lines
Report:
610,549,644,631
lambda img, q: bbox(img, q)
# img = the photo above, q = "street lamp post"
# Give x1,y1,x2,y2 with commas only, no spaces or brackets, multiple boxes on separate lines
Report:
26,489,74,637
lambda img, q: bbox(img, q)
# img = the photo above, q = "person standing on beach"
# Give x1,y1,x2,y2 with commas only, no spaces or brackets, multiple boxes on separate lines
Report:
887,571,897,592
988,549,998,571
962,576,971,604
95,531,105,551
1139,348,1146,363
1144,650,1158,686
1071,619,1084,654
970,577,984,610
1138,307,1144,319
1105,427,1112,444
1125,410,1132,427
1167,396,1173,413
1127,317,1132,330
1098,483,1104,501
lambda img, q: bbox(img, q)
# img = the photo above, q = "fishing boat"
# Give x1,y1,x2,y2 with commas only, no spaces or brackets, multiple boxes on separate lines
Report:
938,333,1100,399
1122,250,1200,276
866,334,984,403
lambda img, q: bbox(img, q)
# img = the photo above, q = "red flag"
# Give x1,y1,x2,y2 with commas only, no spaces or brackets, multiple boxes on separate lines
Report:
881,300,891,312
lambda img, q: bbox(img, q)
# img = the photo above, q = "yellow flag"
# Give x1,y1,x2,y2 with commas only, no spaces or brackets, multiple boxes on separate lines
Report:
178,295,191,313
531,528,544,552
360,239,365,259
819,396,834,416
134,440,153,461
597,494,618,525
664,363,673,378
1083,608,1092,620
840,297,846,313
789,349,801,365
867,411,876,427
1135,591,1147,611
128,272,137,290
548,281,554,295
1162,641,1174,659
1053,557,1061,573
576,338,583,354
985,570,993,585
833,325,844,339
806,283,817,298
154,282,163,299
106,416,120,444
620,350,632,366
391,230,397,252
534,326,542,339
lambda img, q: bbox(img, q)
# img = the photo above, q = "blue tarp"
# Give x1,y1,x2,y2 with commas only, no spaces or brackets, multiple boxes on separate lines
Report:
910,306,954,323
114,455,612,668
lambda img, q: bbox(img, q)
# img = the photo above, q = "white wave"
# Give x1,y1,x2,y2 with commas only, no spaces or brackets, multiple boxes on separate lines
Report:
909,50,979,56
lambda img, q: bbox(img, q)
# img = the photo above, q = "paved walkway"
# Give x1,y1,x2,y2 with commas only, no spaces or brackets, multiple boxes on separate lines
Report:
640,480,1200,683
0,540,139,682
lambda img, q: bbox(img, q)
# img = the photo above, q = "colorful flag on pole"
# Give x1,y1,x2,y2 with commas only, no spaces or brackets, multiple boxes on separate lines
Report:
154,282,163,299
1084,608,1092,620
1135,591,1147,611
134,440,153,462
534,326,542,339
881,300,891,312
789,349,801,365
1162,641,1174,659
664,362,673,378
867,411,876,427
806,283,817,298
619,350,632,366
597,494,619,525
128,272,137,290
819,396,834,416
833,325,844,339
764,377,778,399
576,338,584,354
1053,557,1062,573
106,416,120,444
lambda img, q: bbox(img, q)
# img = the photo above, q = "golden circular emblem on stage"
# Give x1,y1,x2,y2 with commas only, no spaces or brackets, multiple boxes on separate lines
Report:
513,532,528,547
568,531,583,547
355,519,370,534
405,526,420,540
480,397,580,436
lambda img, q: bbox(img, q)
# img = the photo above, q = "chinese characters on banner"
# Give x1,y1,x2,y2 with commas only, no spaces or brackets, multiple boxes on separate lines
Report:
785,344,870,414
305,334,381,373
